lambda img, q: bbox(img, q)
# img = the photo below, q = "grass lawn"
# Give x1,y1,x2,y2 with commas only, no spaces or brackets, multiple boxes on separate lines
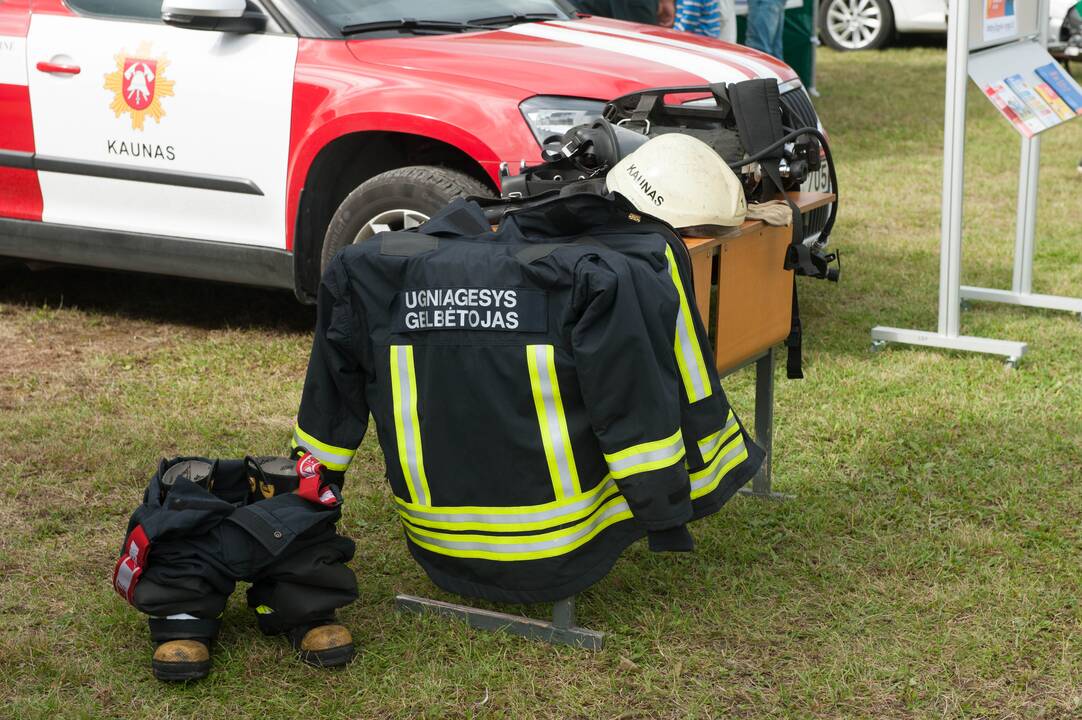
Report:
1,46,1081,719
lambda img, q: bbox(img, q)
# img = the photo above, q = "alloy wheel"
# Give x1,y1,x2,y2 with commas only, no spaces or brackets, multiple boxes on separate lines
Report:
353,208,431,244
825,0,883,50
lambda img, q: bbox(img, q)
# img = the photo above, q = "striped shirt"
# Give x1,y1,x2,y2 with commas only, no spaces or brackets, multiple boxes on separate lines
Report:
674,0,722,37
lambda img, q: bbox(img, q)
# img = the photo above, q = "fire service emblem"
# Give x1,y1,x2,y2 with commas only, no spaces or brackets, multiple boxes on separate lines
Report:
103,42,175,130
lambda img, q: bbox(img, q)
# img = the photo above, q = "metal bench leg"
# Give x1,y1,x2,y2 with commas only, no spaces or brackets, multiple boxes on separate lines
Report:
739,348,792,500
394,594,604,650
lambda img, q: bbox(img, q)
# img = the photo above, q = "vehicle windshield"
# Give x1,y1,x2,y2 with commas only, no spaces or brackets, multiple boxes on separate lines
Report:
295,0,577,33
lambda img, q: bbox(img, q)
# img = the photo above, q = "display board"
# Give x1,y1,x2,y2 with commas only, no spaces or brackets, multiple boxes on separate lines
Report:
970,40,1082,136
968,0,1041,51
872,0,1082,362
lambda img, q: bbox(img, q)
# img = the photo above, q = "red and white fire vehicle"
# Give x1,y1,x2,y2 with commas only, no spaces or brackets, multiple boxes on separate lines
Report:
0,0,829,301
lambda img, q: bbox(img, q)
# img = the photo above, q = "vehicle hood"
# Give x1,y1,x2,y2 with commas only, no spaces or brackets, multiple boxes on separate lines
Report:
347,16,799,100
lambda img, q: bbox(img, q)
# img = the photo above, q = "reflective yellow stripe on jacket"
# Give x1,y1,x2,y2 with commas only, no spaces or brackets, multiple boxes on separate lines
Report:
664,245,713,403
690,431,748,500
390,345,432,505
695,411,739,465
603,428,685,480
527,344,581,500
395,474,623,533
402,493,634,562
291,424,355,472
397,433,748,561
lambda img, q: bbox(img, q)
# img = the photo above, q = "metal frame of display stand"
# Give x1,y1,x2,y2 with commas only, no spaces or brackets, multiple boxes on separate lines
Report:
869,0,1053,366
393,347,785,648
957,0,1082,321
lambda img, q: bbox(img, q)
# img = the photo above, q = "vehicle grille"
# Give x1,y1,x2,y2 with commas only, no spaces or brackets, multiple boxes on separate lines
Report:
781,87,832,244
780,87,819,130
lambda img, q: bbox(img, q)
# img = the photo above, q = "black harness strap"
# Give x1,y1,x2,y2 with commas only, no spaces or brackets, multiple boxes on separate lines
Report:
728,79,809,380
785,282,804,380
623,93,658,132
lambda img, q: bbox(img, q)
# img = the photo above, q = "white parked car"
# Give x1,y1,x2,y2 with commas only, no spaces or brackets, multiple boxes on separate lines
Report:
819,0,1078,52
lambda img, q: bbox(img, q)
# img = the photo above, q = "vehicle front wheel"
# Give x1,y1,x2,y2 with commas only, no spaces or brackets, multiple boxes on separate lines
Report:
819,0,894,51
320,166,494,273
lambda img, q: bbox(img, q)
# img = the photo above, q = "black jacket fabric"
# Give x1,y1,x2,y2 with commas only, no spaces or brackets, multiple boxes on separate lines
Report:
293,193,762,603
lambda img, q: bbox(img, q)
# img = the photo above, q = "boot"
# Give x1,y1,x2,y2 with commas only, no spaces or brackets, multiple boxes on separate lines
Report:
288,623,355,668
151,638,211,682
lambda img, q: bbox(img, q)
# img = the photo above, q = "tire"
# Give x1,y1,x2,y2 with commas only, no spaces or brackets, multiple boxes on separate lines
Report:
819,0,894,51
320,166,494,272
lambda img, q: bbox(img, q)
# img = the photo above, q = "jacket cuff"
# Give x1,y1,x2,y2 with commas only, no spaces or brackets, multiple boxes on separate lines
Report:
616,462,693,531
647,525,694,553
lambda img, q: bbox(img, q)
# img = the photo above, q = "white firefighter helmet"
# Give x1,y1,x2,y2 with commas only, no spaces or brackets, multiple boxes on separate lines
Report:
606,133,747,229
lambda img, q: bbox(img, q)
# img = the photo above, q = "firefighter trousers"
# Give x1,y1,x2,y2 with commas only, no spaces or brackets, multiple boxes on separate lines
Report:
117,458,358,644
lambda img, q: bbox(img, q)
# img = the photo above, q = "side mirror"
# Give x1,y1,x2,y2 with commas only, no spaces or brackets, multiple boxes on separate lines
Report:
162,0,267,33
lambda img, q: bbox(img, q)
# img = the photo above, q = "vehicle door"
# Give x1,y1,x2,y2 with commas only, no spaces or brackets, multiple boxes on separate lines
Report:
25,0,298,247
897,0,949,31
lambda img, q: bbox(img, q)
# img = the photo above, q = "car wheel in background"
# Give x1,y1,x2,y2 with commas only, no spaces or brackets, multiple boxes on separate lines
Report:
819,0,894,51
321,166,494,273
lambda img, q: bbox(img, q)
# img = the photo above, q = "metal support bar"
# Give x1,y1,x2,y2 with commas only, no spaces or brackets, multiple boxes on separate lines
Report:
737,348,792,500
394,594,605,650
959,286,1082,315
870,325,1026,366
1013,134,1041,295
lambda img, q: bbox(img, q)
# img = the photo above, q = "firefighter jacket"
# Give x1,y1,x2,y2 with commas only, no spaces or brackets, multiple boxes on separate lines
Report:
292,194,763,603
468,192,765,519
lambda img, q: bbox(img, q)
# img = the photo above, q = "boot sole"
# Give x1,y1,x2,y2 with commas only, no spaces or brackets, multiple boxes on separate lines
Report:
298,643,355,668
152,659,211,682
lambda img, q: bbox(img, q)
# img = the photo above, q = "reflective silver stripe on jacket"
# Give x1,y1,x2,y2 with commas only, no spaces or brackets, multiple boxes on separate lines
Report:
391,345,430,506
696,413,738,464
397,476,620,529
528,344,580,499
404,498,632,556
675,307,708,399
690,437,748,496
605,431,685,479
291,428,353,470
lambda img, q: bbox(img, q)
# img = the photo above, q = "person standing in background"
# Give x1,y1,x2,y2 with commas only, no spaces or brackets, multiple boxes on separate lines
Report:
571,0,677,26
745,0,786,58
675,0,736,43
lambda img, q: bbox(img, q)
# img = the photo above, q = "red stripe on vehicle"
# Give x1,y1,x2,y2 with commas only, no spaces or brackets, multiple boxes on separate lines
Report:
0,170,43,220
0,84,35,151
0,83,42,221
0,0,31,35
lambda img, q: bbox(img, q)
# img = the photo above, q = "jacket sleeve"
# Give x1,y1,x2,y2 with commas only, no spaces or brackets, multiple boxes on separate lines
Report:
570,254,693,535
291,255,370,481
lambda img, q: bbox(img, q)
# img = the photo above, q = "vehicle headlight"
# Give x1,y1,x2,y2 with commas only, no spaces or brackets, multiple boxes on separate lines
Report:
520,96,606,148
